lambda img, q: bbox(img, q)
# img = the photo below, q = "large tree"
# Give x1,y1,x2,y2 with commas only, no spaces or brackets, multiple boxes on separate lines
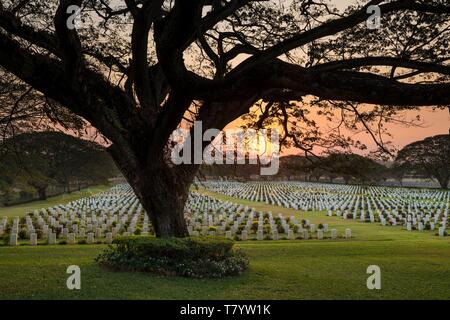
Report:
395,134,450,189
0,0,449,237
322,153,386,185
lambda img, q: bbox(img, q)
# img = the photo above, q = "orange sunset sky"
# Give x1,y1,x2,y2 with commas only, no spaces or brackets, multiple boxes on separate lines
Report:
282,108,449,155
224,107,449,156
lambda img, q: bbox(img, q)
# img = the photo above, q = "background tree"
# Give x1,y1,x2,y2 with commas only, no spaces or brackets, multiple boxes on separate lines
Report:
389,162,409,186
0,0,449,237
395,134,450,189
0,131,119,201
323,153,386,185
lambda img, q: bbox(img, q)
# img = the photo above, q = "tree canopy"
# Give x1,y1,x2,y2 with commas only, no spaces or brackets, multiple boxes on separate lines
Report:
0,0,449,236
395,134,450,189
0,131,119,202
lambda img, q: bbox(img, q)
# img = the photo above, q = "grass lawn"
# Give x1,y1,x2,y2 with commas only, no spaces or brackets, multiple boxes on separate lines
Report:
0,185,112,218
0,186,449,299
1,240,449,300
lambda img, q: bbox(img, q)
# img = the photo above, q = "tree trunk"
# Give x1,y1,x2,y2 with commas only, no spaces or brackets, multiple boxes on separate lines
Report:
37,187,47,200
110,146,198,238
134,166,195,237
438,177,449,189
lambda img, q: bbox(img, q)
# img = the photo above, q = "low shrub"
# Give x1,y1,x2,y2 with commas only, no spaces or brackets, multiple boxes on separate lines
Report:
2,233,10,245
96,236,249,278
18,228,28,240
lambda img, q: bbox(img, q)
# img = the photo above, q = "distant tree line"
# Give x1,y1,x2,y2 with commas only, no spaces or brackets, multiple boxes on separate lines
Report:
0,131,119,205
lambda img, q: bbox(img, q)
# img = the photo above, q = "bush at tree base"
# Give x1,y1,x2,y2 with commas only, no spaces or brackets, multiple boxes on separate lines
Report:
95,236,249,278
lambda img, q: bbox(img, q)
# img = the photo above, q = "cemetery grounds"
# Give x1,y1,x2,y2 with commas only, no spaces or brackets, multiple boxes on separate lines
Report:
0,182,449,300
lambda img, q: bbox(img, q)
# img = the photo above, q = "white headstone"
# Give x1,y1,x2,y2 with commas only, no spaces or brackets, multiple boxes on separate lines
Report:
48,232,56,245
331,229,337,239
303,229,309,240
191,230,200,237
105,232,113,244
68,233,76,245
256,230,264,240
418,222,424,231
317,230,323,240
30,233,37,246
345,228,352,239
287,230,294,240
87,233,94,244
9,233,18,246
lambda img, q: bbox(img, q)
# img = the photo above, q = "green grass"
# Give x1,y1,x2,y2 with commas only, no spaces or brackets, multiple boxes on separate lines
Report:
0,186,449,299
1,240,449,300
0,185,111,218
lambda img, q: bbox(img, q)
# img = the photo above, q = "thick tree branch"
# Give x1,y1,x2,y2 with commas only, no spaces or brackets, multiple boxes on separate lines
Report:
231,0,450,75
0,10,60,56
309,57,450,76
127,0,164,111
54,0,83,80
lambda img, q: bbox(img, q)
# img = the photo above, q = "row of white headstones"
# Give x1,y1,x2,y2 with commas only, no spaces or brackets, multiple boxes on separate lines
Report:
0,185,148,246
0,184,351,246
203,181,449,236
187,192,352,240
